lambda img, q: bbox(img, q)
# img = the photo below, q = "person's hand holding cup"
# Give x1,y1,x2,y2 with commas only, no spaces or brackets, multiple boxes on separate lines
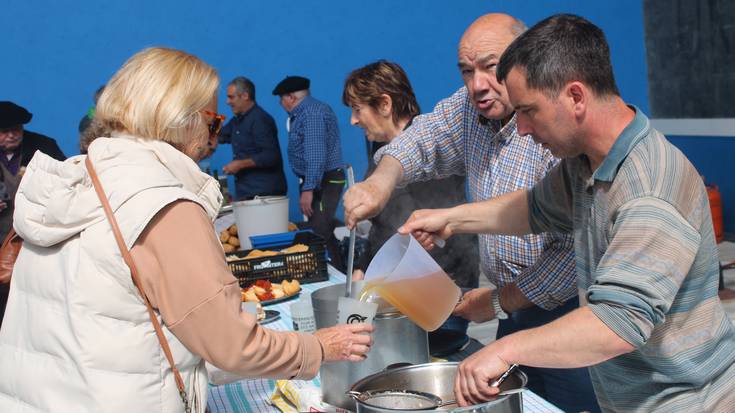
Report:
312,296,378,362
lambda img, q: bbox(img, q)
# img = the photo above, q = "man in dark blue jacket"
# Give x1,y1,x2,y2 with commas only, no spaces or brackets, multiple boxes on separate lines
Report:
219,77,287,200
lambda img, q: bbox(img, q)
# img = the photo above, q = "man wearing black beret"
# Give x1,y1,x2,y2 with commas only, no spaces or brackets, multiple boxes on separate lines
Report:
0,101,66,177
0,101,65,327
273,76,346,272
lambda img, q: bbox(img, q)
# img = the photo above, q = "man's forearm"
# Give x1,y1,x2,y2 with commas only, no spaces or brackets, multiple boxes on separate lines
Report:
238,158,256,169
446,189,533,236
498,283,535,313
369,156,404,189
497,306,635,368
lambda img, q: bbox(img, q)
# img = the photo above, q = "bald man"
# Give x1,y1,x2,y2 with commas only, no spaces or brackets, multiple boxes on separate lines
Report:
343,14,599,412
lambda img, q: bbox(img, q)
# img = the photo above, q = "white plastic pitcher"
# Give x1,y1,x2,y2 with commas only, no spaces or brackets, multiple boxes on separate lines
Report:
231,196,289,249
363,233,460,331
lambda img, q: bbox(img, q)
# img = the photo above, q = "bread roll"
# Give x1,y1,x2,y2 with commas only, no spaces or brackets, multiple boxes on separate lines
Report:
220,231,230,243
223,244,236,253
245,249,279,259
283,279,301,296
281,243,309,254
228,236,240,248
228,224,239,236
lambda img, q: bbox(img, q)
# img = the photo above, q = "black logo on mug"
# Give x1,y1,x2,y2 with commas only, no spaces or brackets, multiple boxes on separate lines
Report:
346,314,367,324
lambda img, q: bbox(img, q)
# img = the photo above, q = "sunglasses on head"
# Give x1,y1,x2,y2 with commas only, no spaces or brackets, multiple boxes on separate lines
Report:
200,110,226,139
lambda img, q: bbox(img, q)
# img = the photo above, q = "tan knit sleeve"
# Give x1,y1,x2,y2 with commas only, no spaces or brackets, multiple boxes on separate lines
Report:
130,200,323,379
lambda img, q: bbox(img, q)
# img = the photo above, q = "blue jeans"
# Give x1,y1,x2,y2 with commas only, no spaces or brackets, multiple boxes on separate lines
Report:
497,297,601,413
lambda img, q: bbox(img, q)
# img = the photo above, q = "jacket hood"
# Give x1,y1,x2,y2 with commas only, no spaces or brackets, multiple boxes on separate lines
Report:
14,136,222,247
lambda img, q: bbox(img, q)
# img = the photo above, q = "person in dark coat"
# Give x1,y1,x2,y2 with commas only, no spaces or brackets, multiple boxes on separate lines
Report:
0,101,66,327
0,101,66,177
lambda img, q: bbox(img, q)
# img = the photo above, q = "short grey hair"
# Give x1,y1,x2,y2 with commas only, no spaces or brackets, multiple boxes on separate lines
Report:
509,17,527,37
229,76,256,101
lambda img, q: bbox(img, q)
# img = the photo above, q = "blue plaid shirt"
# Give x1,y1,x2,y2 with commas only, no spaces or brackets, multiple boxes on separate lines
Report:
377,87,577,310
287,96,343,191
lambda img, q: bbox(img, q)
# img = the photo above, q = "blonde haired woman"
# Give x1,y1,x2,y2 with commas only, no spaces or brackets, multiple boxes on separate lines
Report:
0,47,371,413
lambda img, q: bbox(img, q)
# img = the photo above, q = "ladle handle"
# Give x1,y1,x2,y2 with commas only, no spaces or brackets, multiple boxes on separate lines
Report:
438,387,527,408
490,364,519,388
345,164,356,298
432,235,446,249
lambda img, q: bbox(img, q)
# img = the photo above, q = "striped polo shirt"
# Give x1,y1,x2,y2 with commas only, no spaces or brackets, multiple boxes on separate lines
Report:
527,107,735,412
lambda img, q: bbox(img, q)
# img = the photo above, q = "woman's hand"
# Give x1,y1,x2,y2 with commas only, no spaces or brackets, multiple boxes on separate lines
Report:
313,323,374,362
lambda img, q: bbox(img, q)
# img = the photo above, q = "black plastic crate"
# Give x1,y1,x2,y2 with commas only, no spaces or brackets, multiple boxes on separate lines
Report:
227,231,328,287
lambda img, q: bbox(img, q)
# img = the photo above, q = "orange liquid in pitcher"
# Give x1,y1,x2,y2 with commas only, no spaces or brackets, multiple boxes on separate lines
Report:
359,271,460,331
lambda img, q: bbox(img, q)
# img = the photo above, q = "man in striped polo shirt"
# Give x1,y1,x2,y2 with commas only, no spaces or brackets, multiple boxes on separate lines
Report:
399,14,735,412
343,14,599,412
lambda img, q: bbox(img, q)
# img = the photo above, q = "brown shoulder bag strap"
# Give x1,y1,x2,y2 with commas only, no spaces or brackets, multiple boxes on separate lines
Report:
85,157,191,413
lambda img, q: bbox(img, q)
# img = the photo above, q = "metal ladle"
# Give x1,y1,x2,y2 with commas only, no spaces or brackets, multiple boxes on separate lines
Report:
344,164,356,298
433,364,521,409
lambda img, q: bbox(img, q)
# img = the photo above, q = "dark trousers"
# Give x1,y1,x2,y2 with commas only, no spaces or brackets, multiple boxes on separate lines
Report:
497,297,601,413
303,169,345,273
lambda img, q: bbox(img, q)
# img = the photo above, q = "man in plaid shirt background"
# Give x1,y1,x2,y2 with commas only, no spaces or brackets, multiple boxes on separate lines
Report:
273,76,346,272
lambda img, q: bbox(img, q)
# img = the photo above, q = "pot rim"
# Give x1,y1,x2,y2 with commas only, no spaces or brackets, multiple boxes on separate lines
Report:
349,361,528,412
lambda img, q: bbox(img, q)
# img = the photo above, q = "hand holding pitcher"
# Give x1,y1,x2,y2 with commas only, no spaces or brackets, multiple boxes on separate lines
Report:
398,208,454,251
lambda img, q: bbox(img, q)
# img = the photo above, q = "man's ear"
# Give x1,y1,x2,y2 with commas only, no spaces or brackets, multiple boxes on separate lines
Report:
566,81,587,117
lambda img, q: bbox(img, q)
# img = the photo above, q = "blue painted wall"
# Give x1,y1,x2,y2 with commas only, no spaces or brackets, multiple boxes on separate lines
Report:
2,0,651,223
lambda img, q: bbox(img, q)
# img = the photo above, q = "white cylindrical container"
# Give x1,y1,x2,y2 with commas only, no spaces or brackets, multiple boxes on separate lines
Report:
290,295,316,333
231,196,289,249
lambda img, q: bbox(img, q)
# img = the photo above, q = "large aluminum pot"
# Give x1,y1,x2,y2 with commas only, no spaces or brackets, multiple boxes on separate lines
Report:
313,281,429,410
350,362,527,413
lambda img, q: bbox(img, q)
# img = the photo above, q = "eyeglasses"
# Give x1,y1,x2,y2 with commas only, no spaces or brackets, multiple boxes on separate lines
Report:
200,110,226,140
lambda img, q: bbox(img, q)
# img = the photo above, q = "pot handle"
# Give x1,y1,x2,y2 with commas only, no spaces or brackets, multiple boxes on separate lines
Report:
346,390,363,400
384,362,413,371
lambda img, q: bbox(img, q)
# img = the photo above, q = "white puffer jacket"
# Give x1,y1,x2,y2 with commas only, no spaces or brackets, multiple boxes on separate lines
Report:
0,136,222,412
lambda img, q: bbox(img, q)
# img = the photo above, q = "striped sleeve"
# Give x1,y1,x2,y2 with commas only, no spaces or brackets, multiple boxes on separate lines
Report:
586,197,700,347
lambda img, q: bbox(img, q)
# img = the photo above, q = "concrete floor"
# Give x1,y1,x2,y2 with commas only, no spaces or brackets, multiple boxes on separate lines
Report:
468,241,735,345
